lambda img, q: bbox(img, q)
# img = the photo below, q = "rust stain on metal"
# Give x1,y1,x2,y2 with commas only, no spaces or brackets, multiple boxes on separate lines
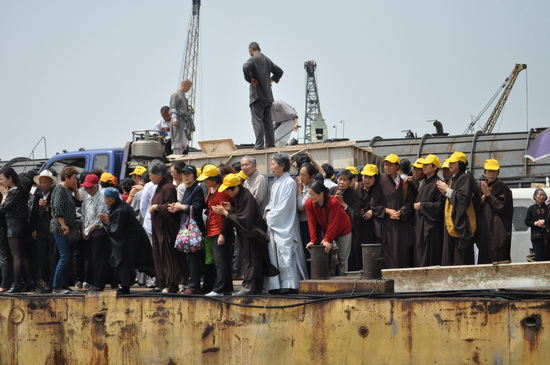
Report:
202,324,215,339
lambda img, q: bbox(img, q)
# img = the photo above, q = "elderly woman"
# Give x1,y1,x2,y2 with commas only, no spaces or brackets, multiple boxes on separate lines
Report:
100,187,154,294
213,174,279,295
196,164,234,297
264,153,308,294
148,159,185,293
0,167,33,293
168,165,205,294
80,173,109,291
50,166,81,294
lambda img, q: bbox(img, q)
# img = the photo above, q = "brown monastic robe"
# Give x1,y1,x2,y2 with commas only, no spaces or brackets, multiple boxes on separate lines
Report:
151,177,186,288
475,178,513,263
442,171,481,265
225,187,278,294
371,174,415,269
414,174,444,267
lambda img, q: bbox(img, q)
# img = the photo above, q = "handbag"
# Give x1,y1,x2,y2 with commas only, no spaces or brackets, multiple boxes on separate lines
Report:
54,219,81,244
174,206,204,253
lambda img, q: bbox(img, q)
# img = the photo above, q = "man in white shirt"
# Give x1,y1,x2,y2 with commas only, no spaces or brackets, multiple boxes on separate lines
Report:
154,106,172,155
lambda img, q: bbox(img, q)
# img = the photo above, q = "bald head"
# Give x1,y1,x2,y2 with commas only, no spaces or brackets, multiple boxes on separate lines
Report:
179,78,192,92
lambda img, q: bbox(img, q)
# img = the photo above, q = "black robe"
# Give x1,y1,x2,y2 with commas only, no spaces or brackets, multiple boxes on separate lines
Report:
358,182,380,246
476,179,513,263
414,175,444,267
225,187,278,294
371,174,415,269
442,171,481,265
329,185,362,271
106,199,155,286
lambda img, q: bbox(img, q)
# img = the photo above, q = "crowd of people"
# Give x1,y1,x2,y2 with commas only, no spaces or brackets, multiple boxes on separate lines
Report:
0,147,528,296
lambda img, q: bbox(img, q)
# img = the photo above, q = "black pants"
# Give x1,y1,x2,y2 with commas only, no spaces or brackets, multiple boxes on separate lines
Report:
210,235,234,294
186,250,203,291
0,226,13,289
250,100,275,149
90,234,110,289
531,237,547,261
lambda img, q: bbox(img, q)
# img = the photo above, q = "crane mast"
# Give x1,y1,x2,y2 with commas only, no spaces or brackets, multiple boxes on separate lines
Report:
303,60,327,143
178,0,201,140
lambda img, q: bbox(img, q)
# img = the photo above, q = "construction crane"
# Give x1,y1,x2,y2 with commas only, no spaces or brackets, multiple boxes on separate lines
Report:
463,63,527,134
303,60,328,143
178,0,201,141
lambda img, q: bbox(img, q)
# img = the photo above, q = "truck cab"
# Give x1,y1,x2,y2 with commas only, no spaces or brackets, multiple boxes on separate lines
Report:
41,148,125,180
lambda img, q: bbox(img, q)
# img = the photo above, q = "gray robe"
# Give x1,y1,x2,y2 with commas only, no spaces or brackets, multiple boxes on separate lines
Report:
264,172,308,290
169,89,193,147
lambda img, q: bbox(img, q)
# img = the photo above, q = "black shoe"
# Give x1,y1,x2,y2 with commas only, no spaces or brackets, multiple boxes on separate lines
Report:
268,289,280,294
7,282,23,294
88,286,104,292
278,288,298,295
23,281,36,292
116,287,130,295
41,286,53,294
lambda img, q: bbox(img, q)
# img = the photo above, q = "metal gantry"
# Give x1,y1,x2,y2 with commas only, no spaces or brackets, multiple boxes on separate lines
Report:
304,60,323,143
178,0,201,140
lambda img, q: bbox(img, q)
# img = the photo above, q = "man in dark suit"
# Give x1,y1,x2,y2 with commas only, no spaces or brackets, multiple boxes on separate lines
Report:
243,42,283,150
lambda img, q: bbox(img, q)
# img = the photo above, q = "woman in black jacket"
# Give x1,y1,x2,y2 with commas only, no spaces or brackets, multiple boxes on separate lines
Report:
525,188,549,261
168,165,206,294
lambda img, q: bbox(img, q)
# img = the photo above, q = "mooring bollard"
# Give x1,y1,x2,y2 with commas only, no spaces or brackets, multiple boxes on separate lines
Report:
310,245,330,280
362,244,383,279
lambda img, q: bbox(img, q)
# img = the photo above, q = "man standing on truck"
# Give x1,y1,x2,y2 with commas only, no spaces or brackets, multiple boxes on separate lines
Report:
170,79,194,155
243,42,283,150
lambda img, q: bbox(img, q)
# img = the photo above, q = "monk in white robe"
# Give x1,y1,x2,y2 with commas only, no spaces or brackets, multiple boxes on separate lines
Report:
264,153,308,293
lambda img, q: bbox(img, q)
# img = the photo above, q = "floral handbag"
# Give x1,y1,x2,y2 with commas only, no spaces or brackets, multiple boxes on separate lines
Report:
174,206,204,253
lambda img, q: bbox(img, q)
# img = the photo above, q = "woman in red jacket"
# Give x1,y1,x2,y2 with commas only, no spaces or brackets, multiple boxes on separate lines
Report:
305,181,352,276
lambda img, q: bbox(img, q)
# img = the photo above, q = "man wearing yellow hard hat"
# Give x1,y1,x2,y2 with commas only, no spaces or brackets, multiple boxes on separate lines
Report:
413,154,444,266
476,159,513,264
411,158,426,190
374,154,415,268
436,152,481,265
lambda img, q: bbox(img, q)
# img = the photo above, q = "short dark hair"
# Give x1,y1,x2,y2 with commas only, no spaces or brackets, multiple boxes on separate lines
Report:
322,163,335,180
248,42,260,51
160,106,170,113
231,162,241,173
458,161,468,173
172,160,187,173
272,153,290,173
338,170,352,181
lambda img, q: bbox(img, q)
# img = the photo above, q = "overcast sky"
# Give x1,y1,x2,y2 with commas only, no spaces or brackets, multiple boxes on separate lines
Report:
1,0,549,161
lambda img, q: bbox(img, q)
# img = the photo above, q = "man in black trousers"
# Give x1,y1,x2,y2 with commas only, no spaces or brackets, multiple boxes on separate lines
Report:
243,41,283,150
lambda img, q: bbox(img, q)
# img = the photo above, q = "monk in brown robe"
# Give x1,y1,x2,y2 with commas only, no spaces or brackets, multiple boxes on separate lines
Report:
213,174,278,295
413,155,445,267
437,152,481,265
476,159,513,263
148,160,186,293
358,164,381,249
371,154,415,269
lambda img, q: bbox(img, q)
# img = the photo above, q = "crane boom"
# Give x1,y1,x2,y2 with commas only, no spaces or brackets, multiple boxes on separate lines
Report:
178,0,201,141
464,63,527,134
481,63,527,134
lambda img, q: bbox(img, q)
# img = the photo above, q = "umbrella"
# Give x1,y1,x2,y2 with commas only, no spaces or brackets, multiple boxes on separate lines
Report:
525,128,550,162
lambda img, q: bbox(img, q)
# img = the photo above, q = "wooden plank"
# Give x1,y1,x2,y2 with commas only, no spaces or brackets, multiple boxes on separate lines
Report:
299,277,394,294
382,261,550,292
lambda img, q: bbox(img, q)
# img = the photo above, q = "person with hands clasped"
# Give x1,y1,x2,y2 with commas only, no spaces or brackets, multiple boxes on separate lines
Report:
525,188,549,261
305,181,352,276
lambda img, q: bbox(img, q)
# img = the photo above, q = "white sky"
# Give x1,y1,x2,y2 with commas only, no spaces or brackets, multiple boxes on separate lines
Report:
1,0,549,160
